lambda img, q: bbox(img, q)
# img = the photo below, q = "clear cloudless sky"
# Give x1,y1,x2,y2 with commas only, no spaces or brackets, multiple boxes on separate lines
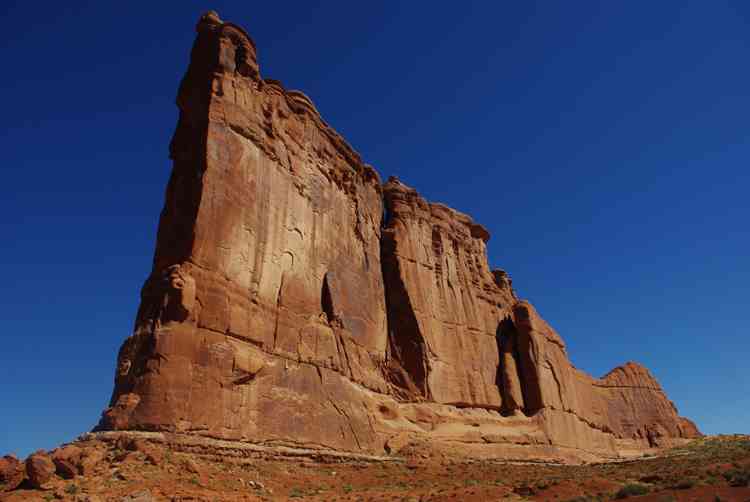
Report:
1,1,748,457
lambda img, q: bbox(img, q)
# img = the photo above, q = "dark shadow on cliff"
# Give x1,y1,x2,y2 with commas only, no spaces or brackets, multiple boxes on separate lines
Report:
379,215,428,400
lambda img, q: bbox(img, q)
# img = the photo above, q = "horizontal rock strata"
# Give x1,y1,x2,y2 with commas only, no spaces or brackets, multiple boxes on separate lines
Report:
97,11,700,462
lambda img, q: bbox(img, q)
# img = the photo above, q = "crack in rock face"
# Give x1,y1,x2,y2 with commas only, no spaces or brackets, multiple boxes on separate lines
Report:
95,11,701,461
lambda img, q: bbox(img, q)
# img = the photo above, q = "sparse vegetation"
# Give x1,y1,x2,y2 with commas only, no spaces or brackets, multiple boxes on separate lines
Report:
614,483,649,498
671,478,695,489
723,466,750,486
4,435,750,501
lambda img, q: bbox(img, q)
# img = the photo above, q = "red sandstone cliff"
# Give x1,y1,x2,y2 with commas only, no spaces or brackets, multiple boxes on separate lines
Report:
98,11,699,462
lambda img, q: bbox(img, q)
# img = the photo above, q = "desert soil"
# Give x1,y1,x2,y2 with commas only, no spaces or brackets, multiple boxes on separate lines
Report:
2,435,749,501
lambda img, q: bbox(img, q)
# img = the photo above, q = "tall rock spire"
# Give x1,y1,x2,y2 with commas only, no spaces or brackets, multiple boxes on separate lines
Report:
97,12,699,461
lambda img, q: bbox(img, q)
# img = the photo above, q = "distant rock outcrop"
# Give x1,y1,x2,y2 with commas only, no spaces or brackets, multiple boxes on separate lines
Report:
97,11,699,462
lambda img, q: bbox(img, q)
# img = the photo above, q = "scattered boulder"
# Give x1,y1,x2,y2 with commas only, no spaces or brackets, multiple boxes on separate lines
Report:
114,437,163,465
25,450,56,488
79,448,106,476
0,454,25,491
114,436,150,453
51,444,83,479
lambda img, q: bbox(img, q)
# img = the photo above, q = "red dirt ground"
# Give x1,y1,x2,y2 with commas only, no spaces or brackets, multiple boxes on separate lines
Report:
2,435,749,501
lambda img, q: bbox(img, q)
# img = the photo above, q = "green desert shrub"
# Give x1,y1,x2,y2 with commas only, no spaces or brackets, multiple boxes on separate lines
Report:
722,467,750,487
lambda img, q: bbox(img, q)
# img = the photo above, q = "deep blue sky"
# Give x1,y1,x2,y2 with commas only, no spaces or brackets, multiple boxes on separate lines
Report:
1,2,748,457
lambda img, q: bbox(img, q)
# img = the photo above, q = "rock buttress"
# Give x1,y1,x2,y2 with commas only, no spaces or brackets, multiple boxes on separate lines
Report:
380,177,699,454
99,12,389,451
381,177,517,406
508,302,701,452
98,12,699,460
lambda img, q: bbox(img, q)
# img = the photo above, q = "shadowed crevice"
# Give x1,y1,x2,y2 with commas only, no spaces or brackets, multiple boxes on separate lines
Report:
380,227,429,400
321,272,335,322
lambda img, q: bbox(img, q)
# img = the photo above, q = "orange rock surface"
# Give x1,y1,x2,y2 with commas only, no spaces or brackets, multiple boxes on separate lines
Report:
97,11,699,462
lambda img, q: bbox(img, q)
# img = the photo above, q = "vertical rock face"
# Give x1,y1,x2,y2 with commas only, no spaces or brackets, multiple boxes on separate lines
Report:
101,12,389,450
503,302,699,452
381,177,516,407
98,12,699,461
595,362,701,446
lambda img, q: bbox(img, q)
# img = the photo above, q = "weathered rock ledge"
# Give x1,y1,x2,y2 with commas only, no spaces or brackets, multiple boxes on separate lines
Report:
96,11,699,463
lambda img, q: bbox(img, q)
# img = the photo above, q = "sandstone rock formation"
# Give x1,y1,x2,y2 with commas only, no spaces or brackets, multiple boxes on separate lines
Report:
382,177,516,408
25,451,55,489
97,11,699,462
0,455,24,491
51,445,83,479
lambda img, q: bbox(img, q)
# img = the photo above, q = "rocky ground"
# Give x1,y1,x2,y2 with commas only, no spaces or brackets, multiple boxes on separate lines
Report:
1,435,748,501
